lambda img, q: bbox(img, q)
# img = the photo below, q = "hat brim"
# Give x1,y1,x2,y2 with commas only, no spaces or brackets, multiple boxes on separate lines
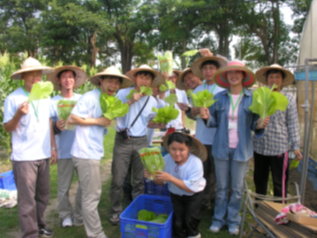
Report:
47,66,88,91
11,66,53,80
213,65,255,88
255,66,294,87
192,56,228,79
126,67,164,87
90,72,133,88
162,133,207,162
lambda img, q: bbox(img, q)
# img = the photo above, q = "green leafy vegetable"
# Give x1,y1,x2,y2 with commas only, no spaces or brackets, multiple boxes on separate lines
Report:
191,90,216,107
139,147,165,178
126,86,153,100
100,93,129,120
289,159,300,169
182,49,199,67
164,94,177,105
157,51,173,75
28,81,53,101
137,209,168,224
152,105,179,124
249,85,289,119
57,100,76,120
159,81,175,92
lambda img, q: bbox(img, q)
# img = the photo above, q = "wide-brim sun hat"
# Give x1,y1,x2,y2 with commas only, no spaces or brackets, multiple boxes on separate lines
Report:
176,68,195,90
11,57,53,79
90,66,133,88
126,64,164,87
191,55,228,79
162,132,207,162
48,65,88,91
213,60,255,88
255,64,294,87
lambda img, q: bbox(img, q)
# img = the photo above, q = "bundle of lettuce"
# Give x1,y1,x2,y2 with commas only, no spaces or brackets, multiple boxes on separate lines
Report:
126,86,153,100
159,80,175,92
137,209,168,224
28,81,54,102
157,51,173,76
190,89,216,107
249,85,289,119
164,93,178,105
57,100,77,130
100,93,129,120
152,105,179,124
182,49,199,68
139,147,165,179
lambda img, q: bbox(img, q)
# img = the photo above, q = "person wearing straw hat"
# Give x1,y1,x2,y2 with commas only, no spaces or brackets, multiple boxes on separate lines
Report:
3,57,55,238
68,66,131,238
147,132,207,238
176,68,202,91
109,64,165,225
182,55,227,211
48,65,88,228
200,60,269,235
253,64,302,199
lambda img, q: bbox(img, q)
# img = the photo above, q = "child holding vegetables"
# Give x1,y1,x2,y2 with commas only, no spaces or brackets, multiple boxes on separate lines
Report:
49,65,87,227
68,66,132,238
253,64,302,199
200,60,269,235
144,132,207,238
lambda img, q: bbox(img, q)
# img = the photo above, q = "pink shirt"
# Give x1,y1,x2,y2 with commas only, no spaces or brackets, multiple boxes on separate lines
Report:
228,94,242,148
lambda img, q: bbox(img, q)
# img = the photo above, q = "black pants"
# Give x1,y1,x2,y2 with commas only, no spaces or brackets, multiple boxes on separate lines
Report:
254,152,289,197
170,192,204,238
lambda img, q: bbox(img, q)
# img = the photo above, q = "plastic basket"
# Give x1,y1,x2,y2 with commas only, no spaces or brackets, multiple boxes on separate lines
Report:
120,194,173,238
144,179,169,196
0,170,16,191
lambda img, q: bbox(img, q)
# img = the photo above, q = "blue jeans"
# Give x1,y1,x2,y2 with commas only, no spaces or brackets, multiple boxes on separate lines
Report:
212,148,248,228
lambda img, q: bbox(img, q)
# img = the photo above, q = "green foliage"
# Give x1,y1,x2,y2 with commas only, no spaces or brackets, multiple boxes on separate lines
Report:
57,100,76,120
159,81,175,92
157,51,173,75
249,86,289,119
152,105,179,124
100,93,129,120
139,147,165,178
137,209,168,224
28,82,54,101
126,86,153,100
164,94,178,105
191,90,216,108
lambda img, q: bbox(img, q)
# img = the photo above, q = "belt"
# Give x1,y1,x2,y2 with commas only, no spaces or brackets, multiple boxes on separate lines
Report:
129,135,146,138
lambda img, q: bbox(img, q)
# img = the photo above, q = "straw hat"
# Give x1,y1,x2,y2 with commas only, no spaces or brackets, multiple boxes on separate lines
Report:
213,60,255,88
126,64,164,86
90,66,133,88
191,55,228,79
176,68,194,90
48,65,88,91
11,57,52,79
162,132,207,162
255,64,294,87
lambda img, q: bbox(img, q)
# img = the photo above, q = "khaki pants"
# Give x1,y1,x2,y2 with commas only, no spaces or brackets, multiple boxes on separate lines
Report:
57,159,82,222
72,157,106,238
13,159,50,238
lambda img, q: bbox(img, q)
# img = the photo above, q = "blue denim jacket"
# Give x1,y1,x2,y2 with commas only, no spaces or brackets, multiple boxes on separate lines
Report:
207,89,263,161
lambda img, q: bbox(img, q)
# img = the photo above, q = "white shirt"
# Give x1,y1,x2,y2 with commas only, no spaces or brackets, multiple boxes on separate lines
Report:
52,93,81,159
164,153,206,196
165,88,189,129
71,89,106,160
193,82,224,145
116,87,158,137
3,87,53,161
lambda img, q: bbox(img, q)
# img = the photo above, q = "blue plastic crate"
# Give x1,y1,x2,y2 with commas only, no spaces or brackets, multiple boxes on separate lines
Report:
0,170,16,191
144,179,169,196
120,194,173,238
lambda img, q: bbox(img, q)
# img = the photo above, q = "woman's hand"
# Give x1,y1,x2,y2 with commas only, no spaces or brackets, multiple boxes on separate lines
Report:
256,117,270,129
199,107,210,119
294,149,303,160
56,119,66,131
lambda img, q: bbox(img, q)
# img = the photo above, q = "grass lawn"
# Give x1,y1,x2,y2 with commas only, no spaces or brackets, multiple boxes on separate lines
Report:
1,124,251,238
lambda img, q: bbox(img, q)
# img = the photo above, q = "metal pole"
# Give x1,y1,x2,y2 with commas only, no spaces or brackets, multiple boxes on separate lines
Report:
299,58,317,203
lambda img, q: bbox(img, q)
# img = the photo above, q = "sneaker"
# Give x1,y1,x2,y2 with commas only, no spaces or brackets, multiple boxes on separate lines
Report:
39,226,53,238
228,226,239,236
209,224,221,233
62,216,73,227
109,213,120,225
73,218,84,227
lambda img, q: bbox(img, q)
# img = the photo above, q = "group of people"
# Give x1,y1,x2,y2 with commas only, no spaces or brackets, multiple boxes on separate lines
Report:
2,51,302,238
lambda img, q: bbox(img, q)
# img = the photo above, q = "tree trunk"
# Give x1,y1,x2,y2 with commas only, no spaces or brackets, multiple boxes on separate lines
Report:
89,31,98,67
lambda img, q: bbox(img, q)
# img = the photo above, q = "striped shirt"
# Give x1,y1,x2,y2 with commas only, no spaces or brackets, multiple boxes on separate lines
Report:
253,90,300,156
